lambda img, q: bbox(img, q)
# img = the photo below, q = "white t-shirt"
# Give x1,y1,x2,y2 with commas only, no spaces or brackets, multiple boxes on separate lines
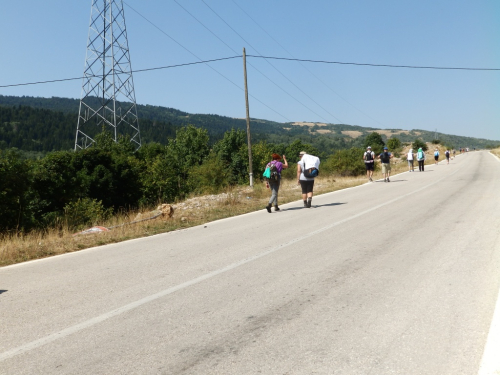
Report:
407,151,414,161
363,151,375,163
298,154,319,181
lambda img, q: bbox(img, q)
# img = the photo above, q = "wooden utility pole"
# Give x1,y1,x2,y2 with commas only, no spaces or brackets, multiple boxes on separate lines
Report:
243,47,254,187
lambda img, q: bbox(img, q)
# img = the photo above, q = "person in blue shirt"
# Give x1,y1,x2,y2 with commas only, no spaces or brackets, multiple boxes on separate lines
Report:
378,147,393,182
416,148,426,171
434,148,440,165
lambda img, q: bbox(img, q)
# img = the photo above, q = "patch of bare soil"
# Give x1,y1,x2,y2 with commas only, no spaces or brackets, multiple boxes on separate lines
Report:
373,129,412,138
290,122,327,127
341,130,363,138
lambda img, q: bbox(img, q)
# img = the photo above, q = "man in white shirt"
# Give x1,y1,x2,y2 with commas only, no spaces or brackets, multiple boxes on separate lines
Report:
297,151,319,208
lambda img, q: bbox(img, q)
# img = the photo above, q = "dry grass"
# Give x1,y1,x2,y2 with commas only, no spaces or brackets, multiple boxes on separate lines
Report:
373,129,412,138
341,130,363,138
490,147,500,158
290,122,327,127
0,156,429,268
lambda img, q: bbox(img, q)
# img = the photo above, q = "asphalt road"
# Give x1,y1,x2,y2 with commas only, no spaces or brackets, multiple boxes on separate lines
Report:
1,151,500,375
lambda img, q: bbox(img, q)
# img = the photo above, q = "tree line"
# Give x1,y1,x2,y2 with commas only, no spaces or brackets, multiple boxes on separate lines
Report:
0,126,319,233
2,122,480,234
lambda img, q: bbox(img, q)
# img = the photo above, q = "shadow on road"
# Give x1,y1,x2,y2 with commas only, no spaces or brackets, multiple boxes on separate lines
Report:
374,179,408,183
315,202,347,208
280,202,346,211
0,290,8,295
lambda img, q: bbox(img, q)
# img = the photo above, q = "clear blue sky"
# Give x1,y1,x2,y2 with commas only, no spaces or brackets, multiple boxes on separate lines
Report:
1,0,499,140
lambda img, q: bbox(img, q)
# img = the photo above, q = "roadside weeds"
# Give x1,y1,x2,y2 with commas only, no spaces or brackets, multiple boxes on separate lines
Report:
490,147,500,159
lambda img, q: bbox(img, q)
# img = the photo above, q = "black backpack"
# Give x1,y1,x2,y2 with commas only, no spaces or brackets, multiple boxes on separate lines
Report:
380,152,390,163
365,151,373,162
269,162,279,181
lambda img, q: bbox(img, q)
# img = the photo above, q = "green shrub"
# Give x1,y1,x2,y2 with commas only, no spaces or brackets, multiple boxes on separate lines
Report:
248,141,273,183
188,153,231,194
213,129,248,184
281,164,298,180
0,149,33,232
387,137,403,157
322,147,366,176
285,139,320,164
139,153,178,205
63,198,112,230
363,132,385,155
387,137,402,150
412,139,428,151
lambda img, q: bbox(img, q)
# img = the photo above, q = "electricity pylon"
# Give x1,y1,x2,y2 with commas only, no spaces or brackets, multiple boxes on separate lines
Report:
75,0,141,150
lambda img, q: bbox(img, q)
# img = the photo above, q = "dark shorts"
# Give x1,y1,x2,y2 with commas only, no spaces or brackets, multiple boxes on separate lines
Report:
365,162,374,171
434,155,439,161
300,180,314,194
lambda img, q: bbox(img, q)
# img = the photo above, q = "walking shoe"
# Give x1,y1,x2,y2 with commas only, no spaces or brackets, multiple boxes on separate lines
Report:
384,178,387,182
266,204,272,213
274,206,280,211
387,178,390,182
369,177,373,182
307,199,312,208
303,200,308,207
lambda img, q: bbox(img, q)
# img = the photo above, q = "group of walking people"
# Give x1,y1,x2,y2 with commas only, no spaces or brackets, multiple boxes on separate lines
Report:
264,144,458,212
405,147,427,172
364,145,454,182
264,151,319,212
363,146,397,182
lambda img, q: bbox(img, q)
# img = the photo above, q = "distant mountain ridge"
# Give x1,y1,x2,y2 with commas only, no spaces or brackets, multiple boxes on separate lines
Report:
0,95,498,153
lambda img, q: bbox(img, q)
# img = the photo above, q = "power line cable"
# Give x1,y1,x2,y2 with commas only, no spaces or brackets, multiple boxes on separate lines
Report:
124,1,290,121
201,0,342,124
0,76,83,88
173,0,318,122
125,1,238,86
174,0,327,123
247,55,500,71
0,57,241,88
3,52,498,90
231,0,386,127
134,56,240,73
172,0,236,55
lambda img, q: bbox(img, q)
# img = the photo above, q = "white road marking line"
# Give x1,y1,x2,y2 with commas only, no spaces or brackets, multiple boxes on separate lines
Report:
478,151,500,375
478,282,500,375
489,151,500,163
0,169,459,362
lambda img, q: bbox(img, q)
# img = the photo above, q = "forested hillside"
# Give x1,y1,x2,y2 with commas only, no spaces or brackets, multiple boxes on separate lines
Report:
0,95,498,155
0,105,179,152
